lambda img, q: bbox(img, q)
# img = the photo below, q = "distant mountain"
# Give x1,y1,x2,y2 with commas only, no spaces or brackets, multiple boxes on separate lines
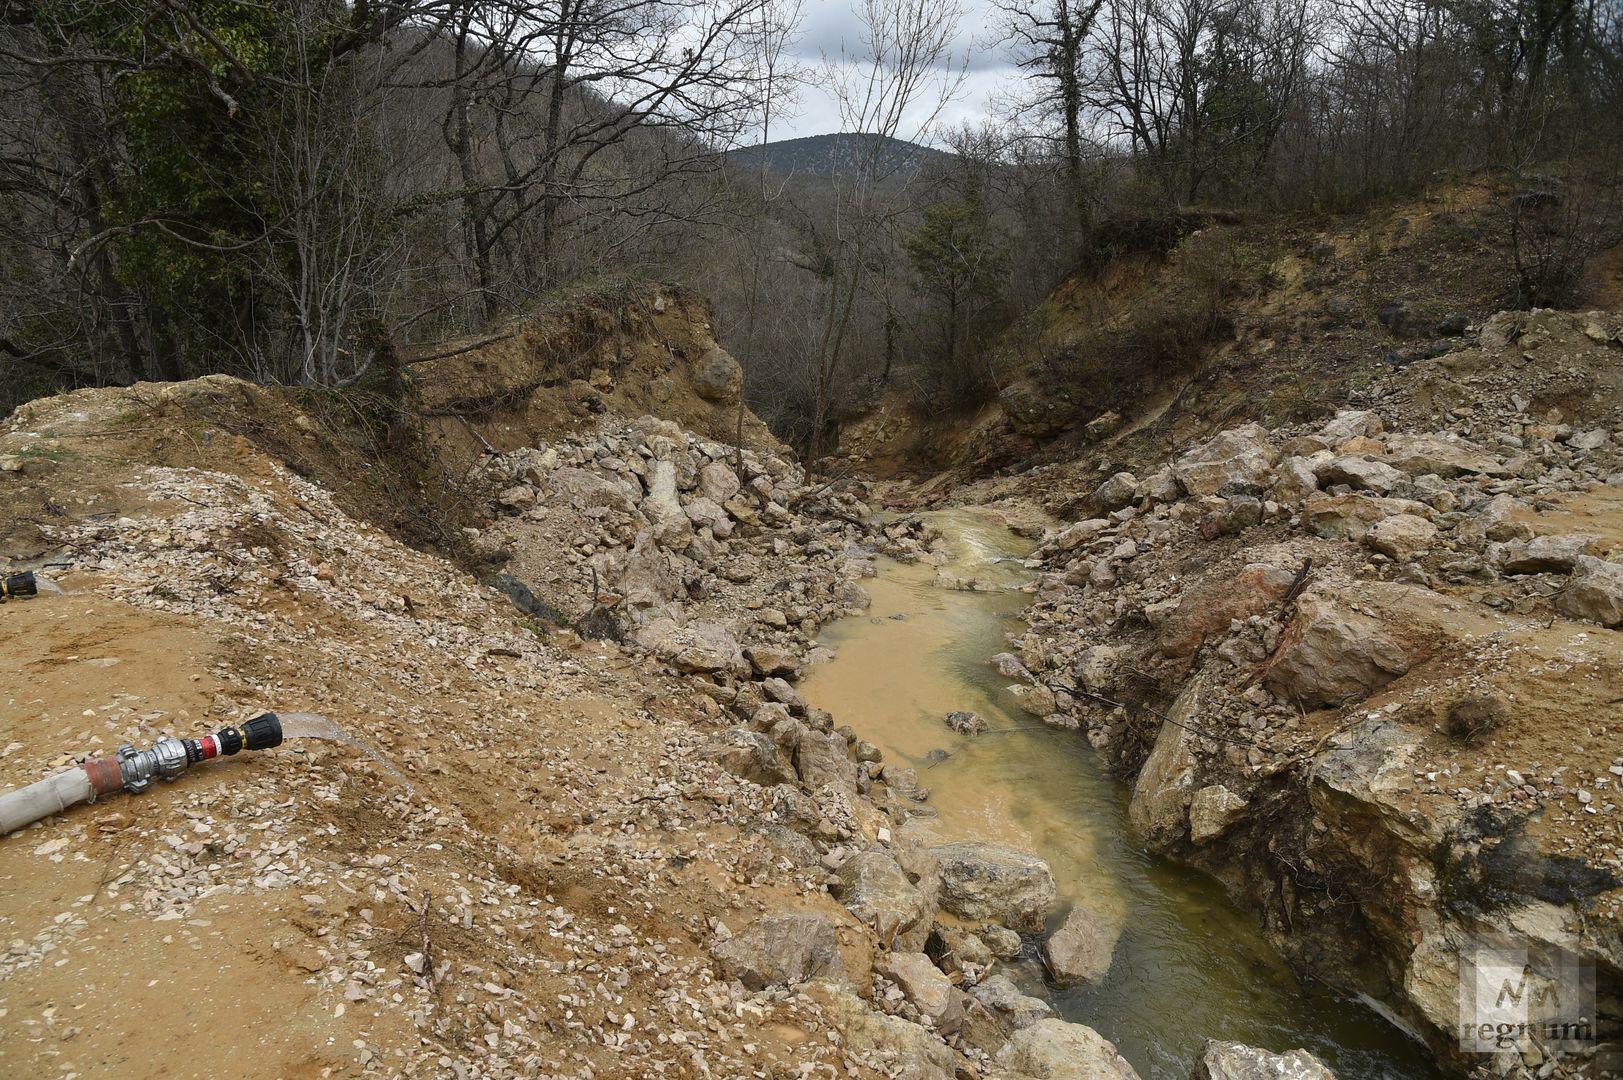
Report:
728,133,954,178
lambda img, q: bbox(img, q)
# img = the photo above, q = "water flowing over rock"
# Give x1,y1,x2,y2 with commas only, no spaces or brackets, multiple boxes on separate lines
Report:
1193,1040,1337,1080
929,842,1058,932
709,912,844,990
1042,903,1121,986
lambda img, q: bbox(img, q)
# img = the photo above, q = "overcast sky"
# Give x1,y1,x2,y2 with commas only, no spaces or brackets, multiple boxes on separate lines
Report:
767,1,1024,144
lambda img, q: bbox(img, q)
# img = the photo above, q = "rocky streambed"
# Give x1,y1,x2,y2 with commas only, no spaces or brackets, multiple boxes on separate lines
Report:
801,507,1438,1078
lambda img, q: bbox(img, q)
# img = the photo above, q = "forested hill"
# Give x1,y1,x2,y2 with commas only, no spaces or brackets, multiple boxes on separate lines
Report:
728,133,953,178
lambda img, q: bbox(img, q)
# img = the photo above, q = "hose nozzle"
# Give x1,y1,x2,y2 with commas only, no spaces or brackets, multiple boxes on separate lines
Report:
1,572,37,600
2,713,293,836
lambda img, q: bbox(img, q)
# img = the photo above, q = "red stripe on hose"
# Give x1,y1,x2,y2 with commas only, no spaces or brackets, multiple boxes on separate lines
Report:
200,735,219,760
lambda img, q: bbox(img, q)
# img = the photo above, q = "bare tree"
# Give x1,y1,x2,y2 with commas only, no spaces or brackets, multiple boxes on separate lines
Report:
992,0,1107,227
800,0,968,465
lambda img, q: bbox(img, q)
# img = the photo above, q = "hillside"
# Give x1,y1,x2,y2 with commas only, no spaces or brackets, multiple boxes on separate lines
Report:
728,132,953,178
836,178,1623,488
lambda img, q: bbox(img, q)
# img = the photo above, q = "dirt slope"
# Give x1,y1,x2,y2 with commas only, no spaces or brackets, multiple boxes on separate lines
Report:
839,178,1622,487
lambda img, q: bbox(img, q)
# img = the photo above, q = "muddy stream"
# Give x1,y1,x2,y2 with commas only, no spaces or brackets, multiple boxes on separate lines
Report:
800,508,1438,1079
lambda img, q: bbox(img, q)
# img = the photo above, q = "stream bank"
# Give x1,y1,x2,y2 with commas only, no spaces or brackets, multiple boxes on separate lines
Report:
802,508,1438,1078
919,312,1623,1079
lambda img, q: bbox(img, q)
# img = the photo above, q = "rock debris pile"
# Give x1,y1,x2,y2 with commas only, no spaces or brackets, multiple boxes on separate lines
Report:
987,310,1623,1076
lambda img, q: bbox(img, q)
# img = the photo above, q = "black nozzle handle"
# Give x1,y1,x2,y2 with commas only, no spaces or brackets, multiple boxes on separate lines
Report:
2,572,37,599
242,712,284,751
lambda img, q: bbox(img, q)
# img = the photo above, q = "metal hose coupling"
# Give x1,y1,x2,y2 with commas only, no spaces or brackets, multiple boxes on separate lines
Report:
85,712,286,797
2,713,288,836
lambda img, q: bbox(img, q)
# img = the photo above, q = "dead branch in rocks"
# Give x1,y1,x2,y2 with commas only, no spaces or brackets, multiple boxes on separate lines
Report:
419,891,438,993
1274,558,1313,619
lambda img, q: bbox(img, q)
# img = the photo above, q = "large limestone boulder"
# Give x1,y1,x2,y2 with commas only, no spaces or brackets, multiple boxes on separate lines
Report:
929,842,1057,932
1192,1040,1337,1080
1090,472,1139,512
682,495,732,537
968,974,1054,1030
990,1018,1141,1080
709,912,844,990
1381,433,1508,478
1494,534,1602,575
794,727,859,796
1268,457,1320,504
1316,410,1382,445
1128,677,1206,844
635,618,749,677
700,728,796,787
1311,717,1443,852
1364,514,1439,561
834,850,933,951
641,458,691,542
1042,903,1121,986
745,644,800,679
1557,556,1623,627
697,460,742,503
1172,425,1279,496
551,466,642,517
1315,455,1405,495
693,345,743,401
1264,595,1411,708
1304,495,1434,542
875,951,957,1023
593,538,686,617
1053,518,1112,552
1189,784,1248,844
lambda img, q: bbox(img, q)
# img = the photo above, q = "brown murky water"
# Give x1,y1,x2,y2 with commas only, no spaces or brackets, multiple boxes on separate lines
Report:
801,509,1439,1079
